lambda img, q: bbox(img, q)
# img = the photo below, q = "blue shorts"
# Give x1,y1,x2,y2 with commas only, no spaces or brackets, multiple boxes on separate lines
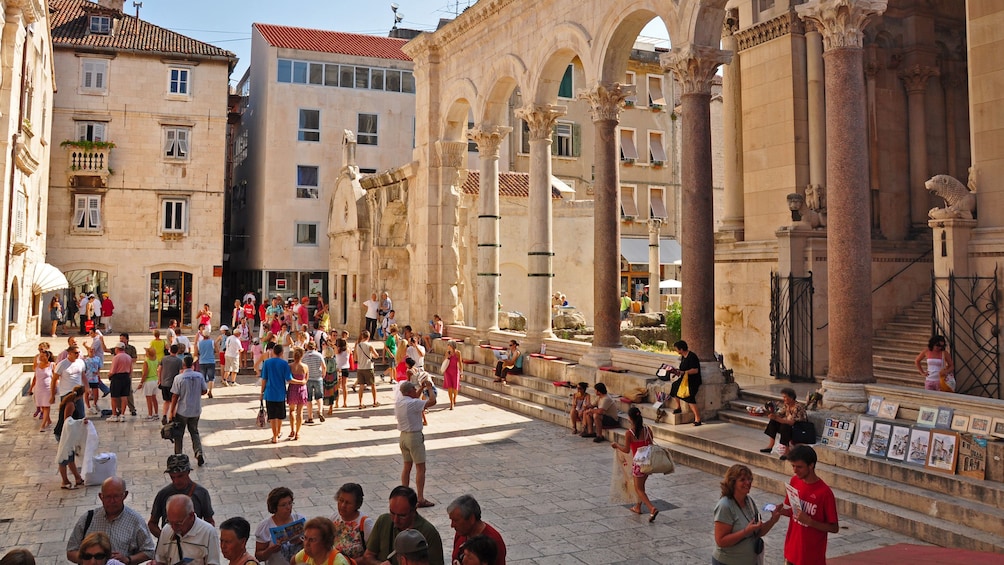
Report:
200,364,216,382
306,380,323,401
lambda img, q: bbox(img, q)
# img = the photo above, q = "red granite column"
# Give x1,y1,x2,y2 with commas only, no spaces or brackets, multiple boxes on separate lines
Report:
797,0,887,409
661,46,732,361
579,83,632,357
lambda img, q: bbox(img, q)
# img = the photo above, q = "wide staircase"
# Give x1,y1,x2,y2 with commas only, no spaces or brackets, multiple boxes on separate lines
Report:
425,333,1004,554
873,293,933,388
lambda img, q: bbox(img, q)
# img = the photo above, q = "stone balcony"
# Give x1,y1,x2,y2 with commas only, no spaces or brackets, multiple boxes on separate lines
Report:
64,143,112,188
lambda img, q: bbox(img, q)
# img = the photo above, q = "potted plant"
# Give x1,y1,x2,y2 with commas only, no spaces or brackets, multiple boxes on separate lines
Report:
60,140,116,150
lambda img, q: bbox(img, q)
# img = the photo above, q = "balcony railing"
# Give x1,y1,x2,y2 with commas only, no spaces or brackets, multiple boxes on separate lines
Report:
63,142,113,188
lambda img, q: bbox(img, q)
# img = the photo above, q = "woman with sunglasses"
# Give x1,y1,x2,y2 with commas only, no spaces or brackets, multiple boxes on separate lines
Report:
915,335,954,391
77,532,126,564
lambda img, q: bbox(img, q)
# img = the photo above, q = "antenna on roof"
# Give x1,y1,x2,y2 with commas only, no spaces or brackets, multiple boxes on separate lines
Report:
391,3,404,30
132,1,142,19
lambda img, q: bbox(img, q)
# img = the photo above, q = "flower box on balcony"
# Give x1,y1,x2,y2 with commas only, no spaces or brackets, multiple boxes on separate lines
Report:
62,140,115,188
622,158,635,166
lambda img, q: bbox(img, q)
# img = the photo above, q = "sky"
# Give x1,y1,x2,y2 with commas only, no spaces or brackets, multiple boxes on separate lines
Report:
134,0,670,80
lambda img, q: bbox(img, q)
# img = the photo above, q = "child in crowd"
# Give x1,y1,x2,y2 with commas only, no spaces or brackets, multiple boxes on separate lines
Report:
83,345,105,414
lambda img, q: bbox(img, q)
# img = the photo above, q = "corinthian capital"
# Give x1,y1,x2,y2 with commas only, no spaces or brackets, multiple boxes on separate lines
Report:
578,82,635,123
515,104,567,142
898,64,939,94
660,45,732,96
796,0,887,51
435,140,468,168
467,125,512,158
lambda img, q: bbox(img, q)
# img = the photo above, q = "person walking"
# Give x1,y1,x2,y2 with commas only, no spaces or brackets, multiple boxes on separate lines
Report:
668,339,702,426
197,325,218,397
101,293,115,332
260,344,292,443
355,331,379,408
395,381,437,508
442,341,462,409
286,347,309,440
168,355,208,466
49,295,64,338
221,325,243,387
108,342,134,422
611,406,659,521
778,446,838,565
302,341,325,423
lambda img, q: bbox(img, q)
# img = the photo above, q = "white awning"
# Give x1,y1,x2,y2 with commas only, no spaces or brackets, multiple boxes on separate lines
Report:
659,279,682,289
620,238,682,265
32,263,69,294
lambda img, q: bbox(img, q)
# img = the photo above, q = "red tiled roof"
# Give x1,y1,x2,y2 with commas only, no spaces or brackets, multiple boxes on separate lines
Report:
463,171,562,199
49,0,236,61
254,23,412,62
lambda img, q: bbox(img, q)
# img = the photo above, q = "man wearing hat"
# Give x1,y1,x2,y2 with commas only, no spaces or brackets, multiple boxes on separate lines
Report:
148,454,215,538
387,529,430,565
361,486,443,565
108,341,135,422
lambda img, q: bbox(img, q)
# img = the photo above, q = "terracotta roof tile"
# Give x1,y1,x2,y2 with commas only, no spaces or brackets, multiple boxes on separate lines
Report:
254,23,411,62
50,0,236,61
463,171,562,199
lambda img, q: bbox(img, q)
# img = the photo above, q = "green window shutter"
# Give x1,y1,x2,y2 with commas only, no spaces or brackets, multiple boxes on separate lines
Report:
558,65,573,98
572,123,581,157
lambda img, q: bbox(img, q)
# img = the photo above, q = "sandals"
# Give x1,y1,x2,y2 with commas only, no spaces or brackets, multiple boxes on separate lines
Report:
417,500,435,508
759,447,773,453
629,506,642,515
61,483,76,490
75,479,85,487
649,509,659,523
318,414,325,422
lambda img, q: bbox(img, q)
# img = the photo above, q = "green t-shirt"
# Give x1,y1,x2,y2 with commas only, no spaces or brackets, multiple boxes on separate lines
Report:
712,495,761,565
366,513,444,565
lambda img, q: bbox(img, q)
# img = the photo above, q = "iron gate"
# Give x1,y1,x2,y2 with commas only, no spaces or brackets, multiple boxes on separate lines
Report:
932,269,1000,399
770,272,814,381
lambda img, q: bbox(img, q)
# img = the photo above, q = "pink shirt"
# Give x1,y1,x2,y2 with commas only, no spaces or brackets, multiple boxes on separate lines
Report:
109,351,133,374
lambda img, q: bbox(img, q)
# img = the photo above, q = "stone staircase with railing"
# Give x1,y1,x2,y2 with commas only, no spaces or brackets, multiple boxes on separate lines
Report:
873,293,933,388
425,334,1004,554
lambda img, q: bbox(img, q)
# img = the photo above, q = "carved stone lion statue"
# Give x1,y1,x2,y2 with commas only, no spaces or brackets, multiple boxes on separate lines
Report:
927,173,976,220
786,193,823,229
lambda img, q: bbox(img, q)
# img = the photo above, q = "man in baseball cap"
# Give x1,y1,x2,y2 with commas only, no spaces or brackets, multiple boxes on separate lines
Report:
388,529,430,564
147,454,215,537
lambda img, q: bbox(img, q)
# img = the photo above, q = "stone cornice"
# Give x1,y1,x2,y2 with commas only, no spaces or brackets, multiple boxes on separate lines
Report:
404,0,518,58
661,45,732,96
578,82,634,123
468,125,512,158
796,0,888,51
735,12,795,51
515,104,566,141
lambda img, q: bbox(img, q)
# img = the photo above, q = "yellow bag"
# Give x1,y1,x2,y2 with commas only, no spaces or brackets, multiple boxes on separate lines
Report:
676,375,690,399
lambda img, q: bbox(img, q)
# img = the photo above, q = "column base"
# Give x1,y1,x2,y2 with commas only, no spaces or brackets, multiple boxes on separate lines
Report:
819,379,868,414
578,346,614,368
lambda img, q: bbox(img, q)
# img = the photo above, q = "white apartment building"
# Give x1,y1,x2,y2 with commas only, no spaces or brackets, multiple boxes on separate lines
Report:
228,24,416,306
46,0,236,331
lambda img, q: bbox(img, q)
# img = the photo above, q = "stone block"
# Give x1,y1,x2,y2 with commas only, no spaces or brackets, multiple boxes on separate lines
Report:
497,311,526,331
552,311,586,329
629,312,663,327
620,334,642,348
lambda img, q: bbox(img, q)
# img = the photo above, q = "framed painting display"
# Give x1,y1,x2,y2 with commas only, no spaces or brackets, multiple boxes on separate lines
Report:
867,421,892,458
950,414,970,433
935,407,954,430
820,417,855,451
877,401,899,420
866,396,883,416
968,414,992,435
926,430,959,474
906,427,931,466
991,418,1004,440
916,406,938,428
849,416,875,455
887,424,912,462
957,433,987,480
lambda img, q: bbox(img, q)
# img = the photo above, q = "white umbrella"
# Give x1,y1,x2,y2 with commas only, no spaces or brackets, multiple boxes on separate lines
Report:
659,279,682,289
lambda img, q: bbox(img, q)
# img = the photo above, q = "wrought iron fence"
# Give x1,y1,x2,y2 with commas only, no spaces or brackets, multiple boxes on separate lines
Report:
770,272,814,381
932,269,1000,399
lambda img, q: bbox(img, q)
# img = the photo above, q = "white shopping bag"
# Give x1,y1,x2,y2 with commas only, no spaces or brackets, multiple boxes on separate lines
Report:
85,452,117,486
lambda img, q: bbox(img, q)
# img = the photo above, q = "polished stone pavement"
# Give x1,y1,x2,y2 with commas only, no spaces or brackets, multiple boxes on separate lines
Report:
0,368,923,563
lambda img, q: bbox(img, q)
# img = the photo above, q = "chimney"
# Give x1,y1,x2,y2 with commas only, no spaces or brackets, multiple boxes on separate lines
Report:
96,0,125,12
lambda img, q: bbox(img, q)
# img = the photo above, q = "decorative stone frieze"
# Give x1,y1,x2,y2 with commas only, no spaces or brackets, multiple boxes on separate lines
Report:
515,104,566,141
796,0,888,51
434,140,468,168
735,12,794,51
899,64,939,93
660,45,732,96
467,125,512,158
577,82,634,123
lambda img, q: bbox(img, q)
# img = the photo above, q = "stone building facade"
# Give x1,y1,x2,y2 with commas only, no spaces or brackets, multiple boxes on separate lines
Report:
228,24,416,312
45,0,235,331
0,0,56,357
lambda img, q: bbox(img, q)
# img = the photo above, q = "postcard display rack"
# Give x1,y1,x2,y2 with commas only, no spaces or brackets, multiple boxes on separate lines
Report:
832,396,1004,482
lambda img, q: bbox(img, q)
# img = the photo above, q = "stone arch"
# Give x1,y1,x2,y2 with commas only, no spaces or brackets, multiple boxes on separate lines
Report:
528,21,594,103
481,54,528,125
594,1,676,83
674,0,730,48
440,78,478,142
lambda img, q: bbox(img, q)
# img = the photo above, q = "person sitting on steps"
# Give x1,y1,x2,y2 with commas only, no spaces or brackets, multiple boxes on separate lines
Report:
493,340,522,384
581,382,618,443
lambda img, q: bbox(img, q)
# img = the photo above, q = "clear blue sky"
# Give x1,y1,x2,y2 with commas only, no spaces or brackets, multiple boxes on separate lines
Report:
135,0,668,80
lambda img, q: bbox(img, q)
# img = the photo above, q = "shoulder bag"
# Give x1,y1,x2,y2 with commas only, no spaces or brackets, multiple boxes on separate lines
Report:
256,400,267,428
635,427,676,474
792,420,817,444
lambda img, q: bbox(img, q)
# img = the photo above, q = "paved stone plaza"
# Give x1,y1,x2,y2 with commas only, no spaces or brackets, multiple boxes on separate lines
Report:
0,372,921,563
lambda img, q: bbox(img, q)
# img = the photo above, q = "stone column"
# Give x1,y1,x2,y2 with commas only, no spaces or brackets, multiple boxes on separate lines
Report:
648,218,662,311
719,18,745,242
467,125,512,336
661,45,732,361
940,62,966,180
900,64,939,230
433,140,469,324
806,24,827,215
514,104,566,344
577,84,632,360
797,0,886,411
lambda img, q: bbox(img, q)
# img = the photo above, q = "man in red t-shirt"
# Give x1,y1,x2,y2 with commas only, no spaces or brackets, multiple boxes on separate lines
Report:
780,445,838,565
448,494,506,565
242,299,255,333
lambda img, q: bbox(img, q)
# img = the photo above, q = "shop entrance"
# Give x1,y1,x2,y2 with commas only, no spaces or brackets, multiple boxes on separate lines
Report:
150,271,193,328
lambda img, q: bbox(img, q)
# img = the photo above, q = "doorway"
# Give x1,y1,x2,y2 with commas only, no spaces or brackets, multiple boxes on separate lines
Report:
150,271,193,328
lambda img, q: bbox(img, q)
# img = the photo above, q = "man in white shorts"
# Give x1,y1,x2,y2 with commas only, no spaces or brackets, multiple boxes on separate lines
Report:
221,325,243,387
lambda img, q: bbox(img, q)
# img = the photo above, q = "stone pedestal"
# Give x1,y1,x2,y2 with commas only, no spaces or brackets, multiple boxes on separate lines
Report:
929,218,977,278
820,379,868,413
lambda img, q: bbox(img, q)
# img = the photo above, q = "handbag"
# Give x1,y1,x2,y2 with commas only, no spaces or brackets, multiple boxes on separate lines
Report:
676,374,690,399
440,357,450,374
256,401,267,428
939,372,956,392
792,420,817,444
655,363,672,381
640,443,675,474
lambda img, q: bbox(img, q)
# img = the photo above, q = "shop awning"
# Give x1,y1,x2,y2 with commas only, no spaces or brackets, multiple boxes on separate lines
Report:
620,238,682,265
32,263,69,294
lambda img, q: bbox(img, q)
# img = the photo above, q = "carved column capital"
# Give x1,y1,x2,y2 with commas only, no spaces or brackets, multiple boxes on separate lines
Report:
647,218,663,234
467,125,512,158
722,15,739,37
795,0,887,51
578,82,634,123
434,140,468,168
515,104,566,142
660,45,732,96
899,64,939,94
